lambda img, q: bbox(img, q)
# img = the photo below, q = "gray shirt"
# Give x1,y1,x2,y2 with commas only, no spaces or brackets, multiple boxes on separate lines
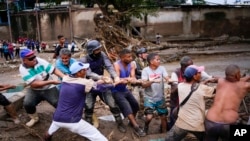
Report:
141,66,168,102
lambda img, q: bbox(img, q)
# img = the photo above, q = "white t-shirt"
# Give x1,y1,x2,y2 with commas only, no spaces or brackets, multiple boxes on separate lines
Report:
175,83,215,131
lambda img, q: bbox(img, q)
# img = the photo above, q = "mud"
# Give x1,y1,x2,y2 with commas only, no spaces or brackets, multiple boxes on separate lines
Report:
0,43,250,141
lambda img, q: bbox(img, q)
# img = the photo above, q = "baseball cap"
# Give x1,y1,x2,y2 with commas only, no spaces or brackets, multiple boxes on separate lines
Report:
184,65,205,79
20,49,35,58
70,62,90,74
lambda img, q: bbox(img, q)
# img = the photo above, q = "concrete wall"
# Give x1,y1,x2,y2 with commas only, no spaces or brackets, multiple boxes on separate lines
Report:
7,6,250,43
132,7,250,40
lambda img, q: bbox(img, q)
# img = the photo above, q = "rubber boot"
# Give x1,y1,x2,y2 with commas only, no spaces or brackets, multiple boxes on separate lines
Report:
26,113,39,127
114,115,126,133
4,104,21,124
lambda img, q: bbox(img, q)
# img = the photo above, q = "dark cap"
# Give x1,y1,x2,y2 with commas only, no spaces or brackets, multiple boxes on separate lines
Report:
20,49,35,59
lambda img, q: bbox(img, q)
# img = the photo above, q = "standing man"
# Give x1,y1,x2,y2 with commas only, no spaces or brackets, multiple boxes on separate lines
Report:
53,35,67,59
44,62,108,141
166,65,216,141
79,40,126,133
141,53,169,134
134,47,149,119
156,33,162,45
112,49,146,137
71,40,75,54
19,49,65,127
205,64,250,141
169,56,214,128
0,84,20,124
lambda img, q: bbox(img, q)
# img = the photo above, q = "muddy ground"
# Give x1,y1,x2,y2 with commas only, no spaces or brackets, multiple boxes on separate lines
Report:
0,43,250,141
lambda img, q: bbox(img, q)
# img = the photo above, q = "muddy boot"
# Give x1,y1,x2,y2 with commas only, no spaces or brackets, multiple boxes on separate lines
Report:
133,126,146,137
44,131,52,141
114,115,126,133
26,113,39,127
4,104,21,124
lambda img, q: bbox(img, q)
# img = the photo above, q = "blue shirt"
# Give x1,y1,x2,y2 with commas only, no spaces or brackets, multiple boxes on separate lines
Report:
112,60,131,92
56,58,76,75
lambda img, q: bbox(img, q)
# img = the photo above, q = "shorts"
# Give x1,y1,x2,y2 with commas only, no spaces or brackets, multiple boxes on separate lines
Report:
0,93,11,106
144,97,168,115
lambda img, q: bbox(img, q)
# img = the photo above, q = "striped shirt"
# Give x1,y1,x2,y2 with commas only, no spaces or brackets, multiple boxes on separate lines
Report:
19,57,55,90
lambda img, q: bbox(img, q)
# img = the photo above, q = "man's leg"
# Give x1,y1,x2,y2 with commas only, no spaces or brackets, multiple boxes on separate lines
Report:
0,93,20,124
45,121,60,141
84,92,97,124
68,119,108,141
113,91,145,137
42,87,59,108
24,88,42,127
101,90,126,133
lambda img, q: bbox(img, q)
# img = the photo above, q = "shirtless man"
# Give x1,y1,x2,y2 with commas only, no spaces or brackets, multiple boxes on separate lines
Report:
205,64,250,141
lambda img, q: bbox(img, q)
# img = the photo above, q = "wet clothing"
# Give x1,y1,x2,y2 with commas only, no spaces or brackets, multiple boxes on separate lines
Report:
204,119,231,141
0,93,11,106
112,60,139,117
79,51,118,80
144,97,167,115
165,125,205,141
48,76,107,141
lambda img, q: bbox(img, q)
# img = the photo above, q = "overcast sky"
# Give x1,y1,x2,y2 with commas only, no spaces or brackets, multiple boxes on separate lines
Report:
205,0,238,4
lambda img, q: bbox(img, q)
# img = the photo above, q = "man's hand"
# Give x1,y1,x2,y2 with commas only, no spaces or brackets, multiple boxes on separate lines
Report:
114,77,120,83
96,79,105,84
50,80,61,85
102,76,113,84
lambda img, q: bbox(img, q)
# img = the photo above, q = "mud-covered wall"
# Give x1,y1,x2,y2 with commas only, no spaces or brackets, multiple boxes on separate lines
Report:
6,6,250,42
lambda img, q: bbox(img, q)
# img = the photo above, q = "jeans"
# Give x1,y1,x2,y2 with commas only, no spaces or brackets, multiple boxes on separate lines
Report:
165,125,204,141
85,90,121,120
24,87,59,114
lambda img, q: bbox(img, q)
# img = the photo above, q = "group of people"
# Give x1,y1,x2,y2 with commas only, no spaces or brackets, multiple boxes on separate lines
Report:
0,40,20,61
1,34,250,141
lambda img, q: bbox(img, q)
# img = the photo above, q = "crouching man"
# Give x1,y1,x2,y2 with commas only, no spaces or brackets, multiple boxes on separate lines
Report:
19,49,65,127
44,62,108,141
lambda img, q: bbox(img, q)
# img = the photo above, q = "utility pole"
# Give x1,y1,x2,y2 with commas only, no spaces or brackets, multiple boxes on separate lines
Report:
6,0,12,42
69,0,73,41
36,0,41,42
